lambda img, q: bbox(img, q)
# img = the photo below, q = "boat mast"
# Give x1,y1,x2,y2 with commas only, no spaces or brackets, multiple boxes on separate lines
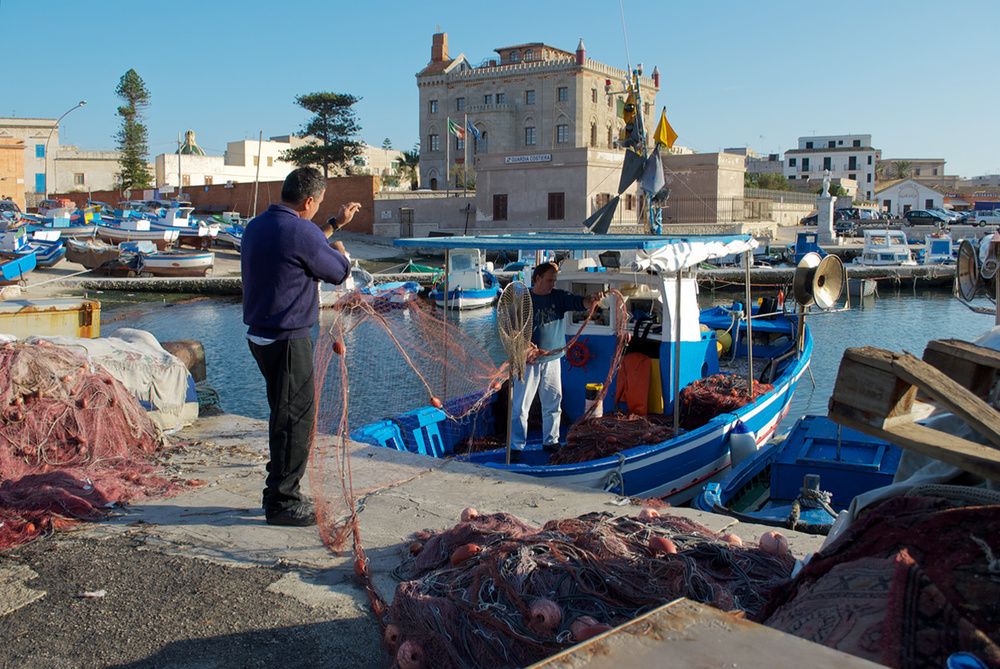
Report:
252,131,263,219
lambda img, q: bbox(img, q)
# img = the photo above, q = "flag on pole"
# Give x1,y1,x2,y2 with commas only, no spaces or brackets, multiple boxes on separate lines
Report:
448,118,465,139
653,108,678,148
466,119,481,142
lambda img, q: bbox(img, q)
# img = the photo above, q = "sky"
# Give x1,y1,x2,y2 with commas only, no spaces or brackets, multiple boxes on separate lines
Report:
3,0,998,179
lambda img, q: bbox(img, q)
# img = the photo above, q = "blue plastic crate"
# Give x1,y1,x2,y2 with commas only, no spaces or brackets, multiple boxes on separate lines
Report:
396,407,448,457
349,420,407,452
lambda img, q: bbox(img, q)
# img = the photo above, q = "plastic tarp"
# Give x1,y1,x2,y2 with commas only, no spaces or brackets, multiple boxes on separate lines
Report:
27,328,198,431
627,237,760,273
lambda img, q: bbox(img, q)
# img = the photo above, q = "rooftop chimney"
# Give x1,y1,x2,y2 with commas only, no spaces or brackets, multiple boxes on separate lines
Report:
575,38,586,65
432,32,449,63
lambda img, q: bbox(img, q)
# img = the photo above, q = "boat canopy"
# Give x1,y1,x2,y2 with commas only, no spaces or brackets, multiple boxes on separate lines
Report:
392,233,758,273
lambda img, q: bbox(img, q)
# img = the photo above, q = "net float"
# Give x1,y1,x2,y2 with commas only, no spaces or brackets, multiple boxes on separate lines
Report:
450,543,481,566
430,397,442,408
409,541,423,555
332,340,345,355
528,598,563,634
396,640,426,669
759,531,789,556
353,556,367,579
720,533,744,546
637,507,660,521
383,624,401,652
460,507,479,521
648,535,677,555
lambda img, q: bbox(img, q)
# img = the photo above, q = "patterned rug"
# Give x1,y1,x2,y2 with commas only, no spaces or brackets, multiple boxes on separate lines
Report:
761,496,1000,668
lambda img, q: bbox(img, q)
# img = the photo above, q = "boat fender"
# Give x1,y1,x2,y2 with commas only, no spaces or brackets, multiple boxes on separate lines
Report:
728,419,757,467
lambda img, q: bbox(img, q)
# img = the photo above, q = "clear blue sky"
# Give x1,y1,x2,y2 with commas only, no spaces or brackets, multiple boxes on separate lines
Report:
4,0,997,179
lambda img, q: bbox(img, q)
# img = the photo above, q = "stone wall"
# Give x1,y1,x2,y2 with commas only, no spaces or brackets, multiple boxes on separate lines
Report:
57,175,379,234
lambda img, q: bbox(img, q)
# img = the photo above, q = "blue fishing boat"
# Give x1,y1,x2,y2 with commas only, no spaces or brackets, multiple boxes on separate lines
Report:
350,232,817,503
692,414,902,532
428,247,500,310
0,250,36,285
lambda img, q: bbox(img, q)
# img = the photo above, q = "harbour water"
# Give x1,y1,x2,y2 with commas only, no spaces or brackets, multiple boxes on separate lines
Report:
98,288,991,433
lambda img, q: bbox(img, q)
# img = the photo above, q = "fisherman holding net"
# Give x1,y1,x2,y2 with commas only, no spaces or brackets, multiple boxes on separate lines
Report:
509,262,605,463
241,166,360,526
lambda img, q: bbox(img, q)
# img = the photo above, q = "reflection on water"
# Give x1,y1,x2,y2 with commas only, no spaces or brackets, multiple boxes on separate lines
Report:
99,289,992,433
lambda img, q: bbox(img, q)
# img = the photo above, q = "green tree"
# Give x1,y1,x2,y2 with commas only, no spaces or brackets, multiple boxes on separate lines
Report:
750,172,792,191
114,69,153,190
893,160,912,180
397,147,420,190
381,137,392,150
281,92,363,178
449,163,475,190
816,183,848,197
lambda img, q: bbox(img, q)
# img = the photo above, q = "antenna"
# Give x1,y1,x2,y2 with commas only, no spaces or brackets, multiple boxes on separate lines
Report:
618,0,632,74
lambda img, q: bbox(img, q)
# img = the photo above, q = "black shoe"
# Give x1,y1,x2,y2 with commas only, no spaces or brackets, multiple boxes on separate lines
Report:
509,450,522,464
542,442,562,453
265,501,316,527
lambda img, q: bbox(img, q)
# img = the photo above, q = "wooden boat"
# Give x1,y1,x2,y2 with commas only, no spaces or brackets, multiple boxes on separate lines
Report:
25,219,97,240
0,227,65,268
137,250,214,277
65,238,123,270
0,250,36,285
921,232,954,265
852,229,916,266
692,414,902,533
96,218,179,250
145,207,219,249
350,232,815,503
428,248,500,310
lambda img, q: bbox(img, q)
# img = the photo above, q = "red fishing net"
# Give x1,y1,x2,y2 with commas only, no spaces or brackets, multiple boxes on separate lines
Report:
383,509,794,668
0,340,190,550
679,373,774,430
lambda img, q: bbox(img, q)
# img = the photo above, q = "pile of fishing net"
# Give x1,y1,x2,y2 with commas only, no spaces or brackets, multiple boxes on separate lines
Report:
382,509,795,668
550,411,676,465
0,340,190,550
678,373,774,430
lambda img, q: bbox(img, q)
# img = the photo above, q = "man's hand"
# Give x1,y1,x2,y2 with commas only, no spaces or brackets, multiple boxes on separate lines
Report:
334,202,361,229
526,342,546,364
331,240,348,256
583,291,606,310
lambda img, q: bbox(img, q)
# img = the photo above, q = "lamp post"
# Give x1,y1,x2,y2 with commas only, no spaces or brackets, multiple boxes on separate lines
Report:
44,100,86,200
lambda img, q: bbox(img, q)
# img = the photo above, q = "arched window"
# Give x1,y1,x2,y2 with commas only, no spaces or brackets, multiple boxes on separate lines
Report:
590,123,597,147
607,125,614,148
476,130,488,154
510,51,519,63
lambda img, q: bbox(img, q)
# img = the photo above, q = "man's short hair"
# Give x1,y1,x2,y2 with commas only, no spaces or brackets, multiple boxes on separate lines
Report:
532,262,559,284
281,167,326,206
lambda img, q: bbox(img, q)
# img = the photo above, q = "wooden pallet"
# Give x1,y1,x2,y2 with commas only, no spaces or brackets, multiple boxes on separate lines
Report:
827,340,1000,482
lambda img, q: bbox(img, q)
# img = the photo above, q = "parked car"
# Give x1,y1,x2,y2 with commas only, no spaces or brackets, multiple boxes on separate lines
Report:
967,209,1000,227
800,211,817,225
928,207,962,223
902,209,950,228
801,209,852,227
0,199,23,225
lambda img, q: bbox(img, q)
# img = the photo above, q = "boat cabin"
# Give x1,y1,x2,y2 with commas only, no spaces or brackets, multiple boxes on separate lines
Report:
855,229,916,266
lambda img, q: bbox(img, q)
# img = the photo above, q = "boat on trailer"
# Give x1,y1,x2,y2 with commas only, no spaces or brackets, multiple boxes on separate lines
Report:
428,247,500,310
350,232,816,503
692,414,902,533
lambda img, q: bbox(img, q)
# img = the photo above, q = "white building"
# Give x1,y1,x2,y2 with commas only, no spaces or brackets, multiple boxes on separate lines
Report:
155,132,304,189
783,134,881,202
874,178,944,216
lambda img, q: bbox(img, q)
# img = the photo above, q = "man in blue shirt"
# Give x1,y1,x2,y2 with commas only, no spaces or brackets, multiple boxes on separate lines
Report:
242,167,360,526
510,262,604,463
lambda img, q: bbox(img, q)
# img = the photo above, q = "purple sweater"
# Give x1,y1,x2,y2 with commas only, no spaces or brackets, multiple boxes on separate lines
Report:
241,204,350,340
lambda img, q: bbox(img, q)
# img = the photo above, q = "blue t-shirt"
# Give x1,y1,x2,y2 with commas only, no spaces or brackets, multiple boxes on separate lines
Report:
531,289,586,362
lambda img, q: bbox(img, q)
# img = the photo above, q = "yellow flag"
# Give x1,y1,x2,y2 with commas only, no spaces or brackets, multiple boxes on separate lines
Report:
654,108,677,148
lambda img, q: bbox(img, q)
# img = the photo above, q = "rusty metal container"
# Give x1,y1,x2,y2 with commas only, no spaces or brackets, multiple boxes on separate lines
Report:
0,298,101,339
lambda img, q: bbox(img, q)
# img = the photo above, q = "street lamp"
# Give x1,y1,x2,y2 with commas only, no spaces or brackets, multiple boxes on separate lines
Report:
43,100,86,200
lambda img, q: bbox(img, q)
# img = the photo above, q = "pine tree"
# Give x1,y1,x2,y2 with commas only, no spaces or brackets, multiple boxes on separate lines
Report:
114,69,153,191
281,92,363,178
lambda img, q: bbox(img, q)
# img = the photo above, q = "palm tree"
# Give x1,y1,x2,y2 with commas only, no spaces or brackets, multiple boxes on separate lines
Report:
893,160,912,180
397,149,420,190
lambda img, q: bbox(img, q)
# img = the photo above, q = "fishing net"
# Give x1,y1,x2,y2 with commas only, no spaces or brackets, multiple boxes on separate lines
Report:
0,340,191,550
678,373,774,431
496,281,533,383
381,509,794,668
309,285,787,665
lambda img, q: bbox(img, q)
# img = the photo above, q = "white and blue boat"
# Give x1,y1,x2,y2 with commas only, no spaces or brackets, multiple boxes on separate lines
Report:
0,227,64,268
350,232,816,503
428,247,500,310
692,414,902,532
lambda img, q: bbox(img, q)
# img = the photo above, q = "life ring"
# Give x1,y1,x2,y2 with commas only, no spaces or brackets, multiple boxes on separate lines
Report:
565,338,595,371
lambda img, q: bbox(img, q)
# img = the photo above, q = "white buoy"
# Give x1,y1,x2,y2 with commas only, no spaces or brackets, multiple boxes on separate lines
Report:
728,419,757,467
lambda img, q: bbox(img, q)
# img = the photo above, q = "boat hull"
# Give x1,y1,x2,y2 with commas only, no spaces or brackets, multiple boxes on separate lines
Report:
429,287,499,310
97,225,179,250
139,252,214,277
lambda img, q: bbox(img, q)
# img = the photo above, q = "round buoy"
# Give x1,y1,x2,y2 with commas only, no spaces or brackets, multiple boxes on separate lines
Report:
716,330,732,355
728,419,757,467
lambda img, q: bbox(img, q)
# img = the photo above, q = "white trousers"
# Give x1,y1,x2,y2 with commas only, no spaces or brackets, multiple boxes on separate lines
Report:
510,358,562,451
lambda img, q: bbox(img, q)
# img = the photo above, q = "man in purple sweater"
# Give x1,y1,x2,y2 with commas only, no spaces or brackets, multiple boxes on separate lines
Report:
242,167,359,526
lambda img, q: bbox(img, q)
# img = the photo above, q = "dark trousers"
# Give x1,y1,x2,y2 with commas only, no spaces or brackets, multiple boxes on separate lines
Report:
249,337,316,512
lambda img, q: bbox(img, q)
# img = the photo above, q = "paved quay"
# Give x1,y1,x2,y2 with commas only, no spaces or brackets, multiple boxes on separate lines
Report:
1,411,831,668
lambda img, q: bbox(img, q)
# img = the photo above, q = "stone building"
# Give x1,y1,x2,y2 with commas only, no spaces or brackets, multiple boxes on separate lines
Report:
414,32,659,231
783,134,881,202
